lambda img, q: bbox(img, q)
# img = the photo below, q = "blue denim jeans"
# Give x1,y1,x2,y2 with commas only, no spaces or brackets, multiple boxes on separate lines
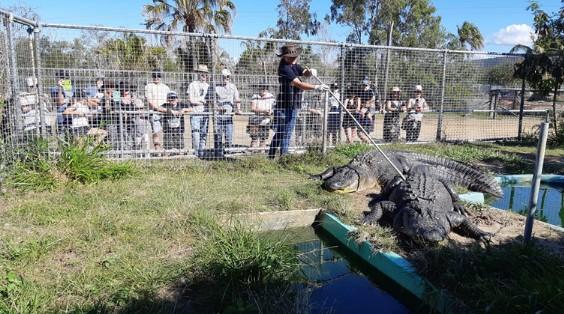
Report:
268,106,298,158
190,115,209,156
215,117,233,148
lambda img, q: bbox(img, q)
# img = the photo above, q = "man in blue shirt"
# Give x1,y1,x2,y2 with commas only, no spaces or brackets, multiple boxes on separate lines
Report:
268,44,329,159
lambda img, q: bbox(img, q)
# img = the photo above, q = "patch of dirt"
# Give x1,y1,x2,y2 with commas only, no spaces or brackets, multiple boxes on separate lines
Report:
449,208,564,259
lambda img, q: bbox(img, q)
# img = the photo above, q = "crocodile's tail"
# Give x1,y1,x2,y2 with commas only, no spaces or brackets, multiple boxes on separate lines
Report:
397,152,503,197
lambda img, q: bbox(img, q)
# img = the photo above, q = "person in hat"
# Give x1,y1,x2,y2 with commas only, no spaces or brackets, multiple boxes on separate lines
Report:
145,70,170,153
187,64,210,157
161,91,192,152
211,68,241,150
268,43,330,158
383,86,404,142
247,82,275,148
403,84,429,142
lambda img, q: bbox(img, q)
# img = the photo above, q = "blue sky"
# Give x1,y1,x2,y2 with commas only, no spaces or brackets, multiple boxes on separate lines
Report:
2,0,562,52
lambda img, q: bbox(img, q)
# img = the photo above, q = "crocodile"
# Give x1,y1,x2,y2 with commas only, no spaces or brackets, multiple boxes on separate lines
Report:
312,150,502,242
363,166,491,242
313,150,502,198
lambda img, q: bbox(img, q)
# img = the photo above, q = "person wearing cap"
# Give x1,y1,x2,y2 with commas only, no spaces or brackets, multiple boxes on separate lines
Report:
327,83,341,145
187,64,210,157
211,68,241,150
403,84,429,142
383,86,404,142
144,70,170,153
247,82,275,148
357,79,377,143
268,43,329,158
162,91,192,152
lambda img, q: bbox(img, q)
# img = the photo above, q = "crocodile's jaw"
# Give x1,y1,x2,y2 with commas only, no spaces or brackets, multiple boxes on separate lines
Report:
323,167,361,193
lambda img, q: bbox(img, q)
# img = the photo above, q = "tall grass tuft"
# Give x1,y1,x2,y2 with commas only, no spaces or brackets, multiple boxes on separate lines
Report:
57,140,134,183
5,139,134,191
188,213,303,313
5,139,58,191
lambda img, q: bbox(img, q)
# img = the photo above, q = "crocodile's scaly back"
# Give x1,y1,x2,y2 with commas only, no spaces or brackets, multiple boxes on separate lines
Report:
395,152,502,197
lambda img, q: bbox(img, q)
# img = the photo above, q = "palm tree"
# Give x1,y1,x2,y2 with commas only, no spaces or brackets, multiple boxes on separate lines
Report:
144,0,236,71
144,0,236,33
457,21,484,51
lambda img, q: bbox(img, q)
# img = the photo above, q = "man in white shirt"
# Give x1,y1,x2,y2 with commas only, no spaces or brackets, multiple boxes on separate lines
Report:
144,70,170,152
213,68,241,150
187,64,210,157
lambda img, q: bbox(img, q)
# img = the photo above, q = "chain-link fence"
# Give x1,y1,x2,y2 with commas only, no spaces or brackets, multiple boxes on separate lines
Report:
0,11,554,162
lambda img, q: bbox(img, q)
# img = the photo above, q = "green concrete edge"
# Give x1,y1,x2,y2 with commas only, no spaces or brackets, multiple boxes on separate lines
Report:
319,212,456,313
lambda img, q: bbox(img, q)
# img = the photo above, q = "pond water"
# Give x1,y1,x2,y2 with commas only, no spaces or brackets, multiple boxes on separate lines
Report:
289,227,416,314
489,183,564,227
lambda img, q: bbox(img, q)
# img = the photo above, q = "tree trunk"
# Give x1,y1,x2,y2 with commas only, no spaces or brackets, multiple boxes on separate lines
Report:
553,82,559,136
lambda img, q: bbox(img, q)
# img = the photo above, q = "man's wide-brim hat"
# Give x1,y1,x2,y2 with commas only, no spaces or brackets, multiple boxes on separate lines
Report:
276,44,301,57
195,64,209,73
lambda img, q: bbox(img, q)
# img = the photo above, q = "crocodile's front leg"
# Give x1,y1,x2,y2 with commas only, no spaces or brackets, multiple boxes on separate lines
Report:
447,211,491,242
363,201,397,225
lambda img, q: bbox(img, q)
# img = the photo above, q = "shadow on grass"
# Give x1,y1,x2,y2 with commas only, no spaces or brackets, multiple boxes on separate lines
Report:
411,232,564,314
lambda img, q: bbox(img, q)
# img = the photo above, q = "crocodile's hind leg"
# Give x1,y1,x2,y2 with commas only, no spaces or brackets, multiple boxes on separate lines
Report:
363,201,397,225
447,211,491,242
309,167,336,180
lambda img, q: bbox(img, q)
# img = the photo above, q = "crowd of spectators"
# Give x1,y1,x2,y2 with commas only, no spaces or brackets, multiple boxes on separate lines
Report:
1,63,430,157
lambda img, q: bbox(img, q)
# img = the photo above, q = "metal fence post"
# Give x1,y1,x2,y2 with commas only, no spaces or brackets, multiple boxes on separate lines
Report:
339,43,345,143
32,21,47,138
208,35,220,158
436,50,447,141
518,77,526,140
524,122,548,245
322,90,328,154
5,14,23,143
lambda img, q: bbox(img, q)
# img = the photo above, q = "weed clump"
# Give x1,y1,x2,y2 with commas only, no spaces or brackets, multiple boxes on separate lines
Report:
188,213,303,313
5,139,134,191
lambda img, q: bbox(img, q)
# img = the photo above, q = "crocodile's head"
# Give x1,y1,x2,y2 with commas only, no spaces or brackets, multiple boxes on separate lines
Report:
322,166,380,193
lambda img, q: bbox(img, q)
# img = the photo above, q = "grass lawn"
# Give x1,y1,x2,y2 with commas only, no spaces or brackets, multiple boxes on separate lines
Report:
0,142,562,312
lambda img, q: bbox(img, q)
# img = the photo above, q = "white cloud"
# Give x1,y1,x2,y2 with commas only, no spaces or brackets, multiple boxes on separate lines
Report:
491,24,535,46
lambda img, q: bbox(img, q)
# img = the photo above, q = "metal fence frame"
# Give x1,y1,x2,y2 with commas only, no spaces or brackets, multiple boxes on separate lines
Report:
0,10,554,162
